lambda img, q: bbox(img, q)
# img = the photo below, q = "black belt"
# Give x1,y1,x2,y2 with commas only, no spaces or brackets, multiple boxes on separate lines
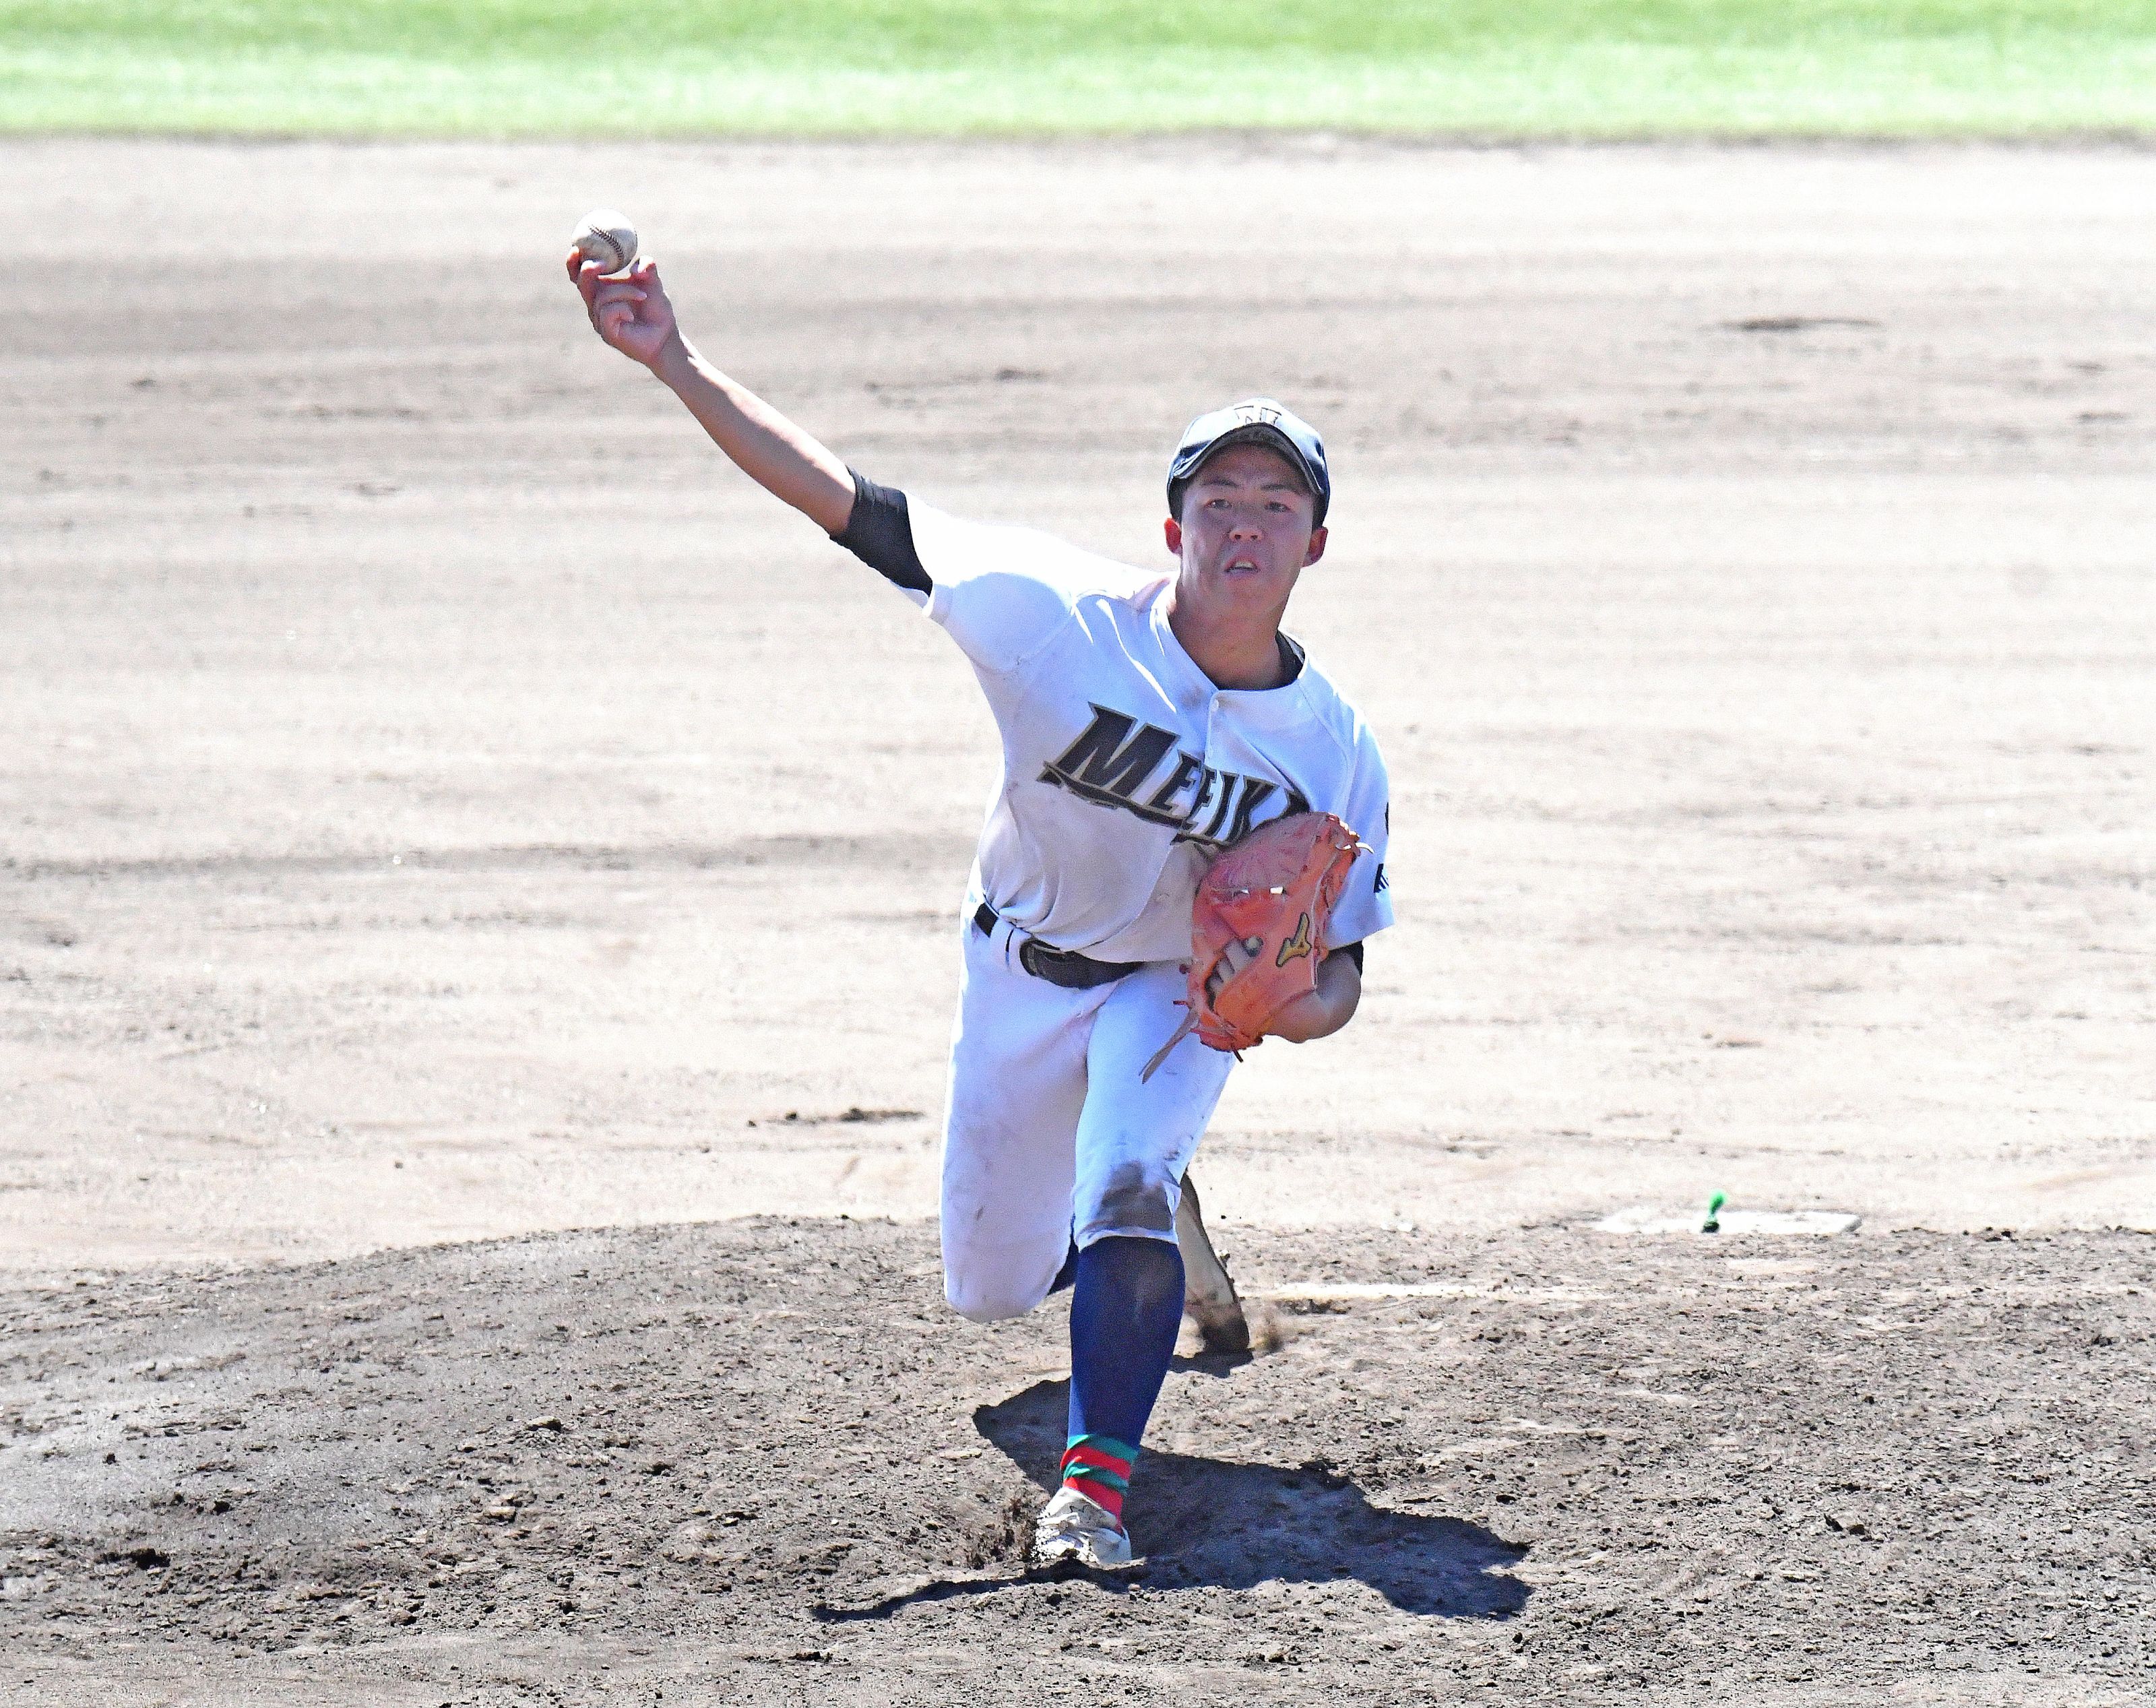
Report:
973,902,1142,990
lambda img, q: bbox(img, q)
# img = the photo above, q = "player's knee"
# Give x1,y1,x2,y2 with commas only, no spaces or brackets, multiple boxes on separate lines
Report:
943,1266,1048,1325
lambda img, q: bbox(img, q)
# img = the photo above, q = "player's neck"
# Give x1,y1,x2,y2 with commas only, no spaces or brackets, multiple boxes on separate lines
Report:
1165,593,1290,692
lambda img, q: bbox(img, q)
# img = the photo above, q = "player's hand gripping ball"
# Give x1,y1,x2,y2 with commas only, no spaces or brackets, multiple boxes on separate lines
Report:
1141,811,1364,1079
567,211,678,368
571,208,639,276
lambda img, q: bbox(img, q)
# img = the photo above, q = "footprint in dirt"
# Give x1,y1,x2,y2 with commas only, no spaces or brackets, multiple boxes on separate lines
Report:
977,1379,1529,1616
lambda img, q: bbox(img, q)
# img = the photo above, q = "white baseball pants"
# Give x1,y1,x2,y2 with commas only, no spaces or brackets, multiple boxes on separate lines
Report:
939,910,1236,1323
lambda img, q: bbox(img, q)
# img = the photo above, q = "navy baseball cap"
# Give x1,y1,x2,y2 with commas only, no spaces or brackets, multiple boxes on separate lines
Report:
1166,398,1331,528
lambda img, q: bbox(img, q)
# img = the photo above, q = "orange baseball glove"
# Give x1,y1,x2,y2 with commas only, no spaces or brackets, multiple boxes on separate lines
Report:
1141,811,1364,1081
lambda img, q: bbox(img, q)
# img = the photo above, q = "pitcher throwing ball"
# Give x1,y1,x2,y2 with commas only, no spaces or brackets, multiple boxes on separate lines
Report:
571,246,1393,1570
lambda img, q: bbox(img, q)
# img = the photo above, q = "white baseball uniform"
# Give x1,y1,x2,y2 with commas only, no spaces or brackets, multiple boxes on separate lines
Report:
842,491,1394,1323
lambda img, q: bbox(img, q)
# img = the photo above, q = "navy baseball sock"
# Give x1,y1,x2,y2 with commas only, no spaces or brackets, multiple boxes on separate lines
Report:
1063,1235,1184,1527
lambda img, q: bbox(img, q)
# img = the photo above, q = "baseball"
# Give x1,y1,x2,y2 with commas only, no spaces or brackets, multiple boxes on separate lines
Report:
571,208,639,276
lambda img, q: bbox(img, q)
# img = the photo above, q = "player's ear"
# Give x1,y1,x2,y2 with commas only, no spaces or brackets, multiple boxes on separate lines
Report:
1164,517,1184,557
1303,524,1328,567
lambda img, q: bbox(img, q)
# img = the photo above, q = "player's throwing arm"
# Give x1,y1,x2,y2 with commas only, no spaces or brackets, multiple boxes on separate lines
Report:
567,217,1393,1575
567,225,854,534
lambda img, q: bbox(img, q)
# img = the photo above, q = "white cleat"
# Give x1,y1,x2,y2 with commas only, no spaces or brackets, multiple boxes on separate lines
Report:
1033,1486,1134,1569
1176,1172,1252,1354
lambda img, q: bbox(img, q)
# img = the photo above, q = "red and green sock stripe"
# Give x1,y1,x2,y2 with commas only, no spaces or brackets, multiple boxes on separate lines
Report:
1059,1433,1137,1525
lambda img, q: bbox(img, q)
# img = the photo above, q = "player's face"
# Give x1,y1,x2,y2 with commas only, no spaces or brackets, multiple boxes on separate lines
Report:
1164,444,1327,612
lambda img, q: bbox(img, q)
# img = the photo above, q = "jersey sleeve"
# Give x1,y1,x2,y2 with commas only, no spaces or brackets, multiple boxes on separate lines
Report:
1324,728,1394,950
908,502,1141,676
829,470,930,598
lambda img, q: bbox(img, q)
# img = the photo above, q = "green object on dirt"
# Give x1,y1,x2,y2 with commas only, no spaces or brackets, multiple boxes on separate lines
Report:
4,0,2154,137
1703,1191,1727,1234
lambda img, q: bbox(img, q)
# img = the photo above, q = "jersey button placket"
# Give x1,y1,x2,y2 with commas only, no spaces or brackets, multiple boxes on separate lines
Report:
1195,701,1234,848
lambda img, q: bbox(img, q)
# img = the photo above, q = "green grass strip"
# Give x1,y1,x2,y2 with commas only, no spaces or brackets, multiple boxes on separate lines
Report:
4,0,2154,136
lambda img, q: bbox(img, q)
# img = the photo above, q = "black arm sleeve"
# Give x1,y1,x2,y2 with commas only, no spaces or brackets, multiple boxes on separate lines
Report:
829,469,930,594
1336,941,1364,972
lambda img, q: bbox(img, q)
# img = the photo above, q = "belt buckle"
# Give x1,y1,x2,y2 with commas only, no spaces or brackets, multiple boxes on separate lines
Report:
1018,939,1054,981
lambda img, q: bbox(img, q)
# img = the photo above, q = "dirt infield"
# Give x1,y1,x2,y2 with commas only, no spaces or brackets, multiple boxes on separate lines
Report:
6,139,2153,1273
2,138,2153,1699
5,1220,2153,1705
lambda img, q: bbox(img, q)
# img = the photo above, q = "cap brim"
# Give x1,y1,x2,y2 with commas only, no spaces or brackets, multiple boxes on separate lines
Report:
1195,424,1315,488
1170,424,1325,523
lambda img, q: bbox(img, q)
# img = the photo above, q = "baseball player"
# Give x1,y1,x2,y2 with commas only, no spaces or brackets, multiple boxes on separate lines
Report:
571,251,1393,1570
